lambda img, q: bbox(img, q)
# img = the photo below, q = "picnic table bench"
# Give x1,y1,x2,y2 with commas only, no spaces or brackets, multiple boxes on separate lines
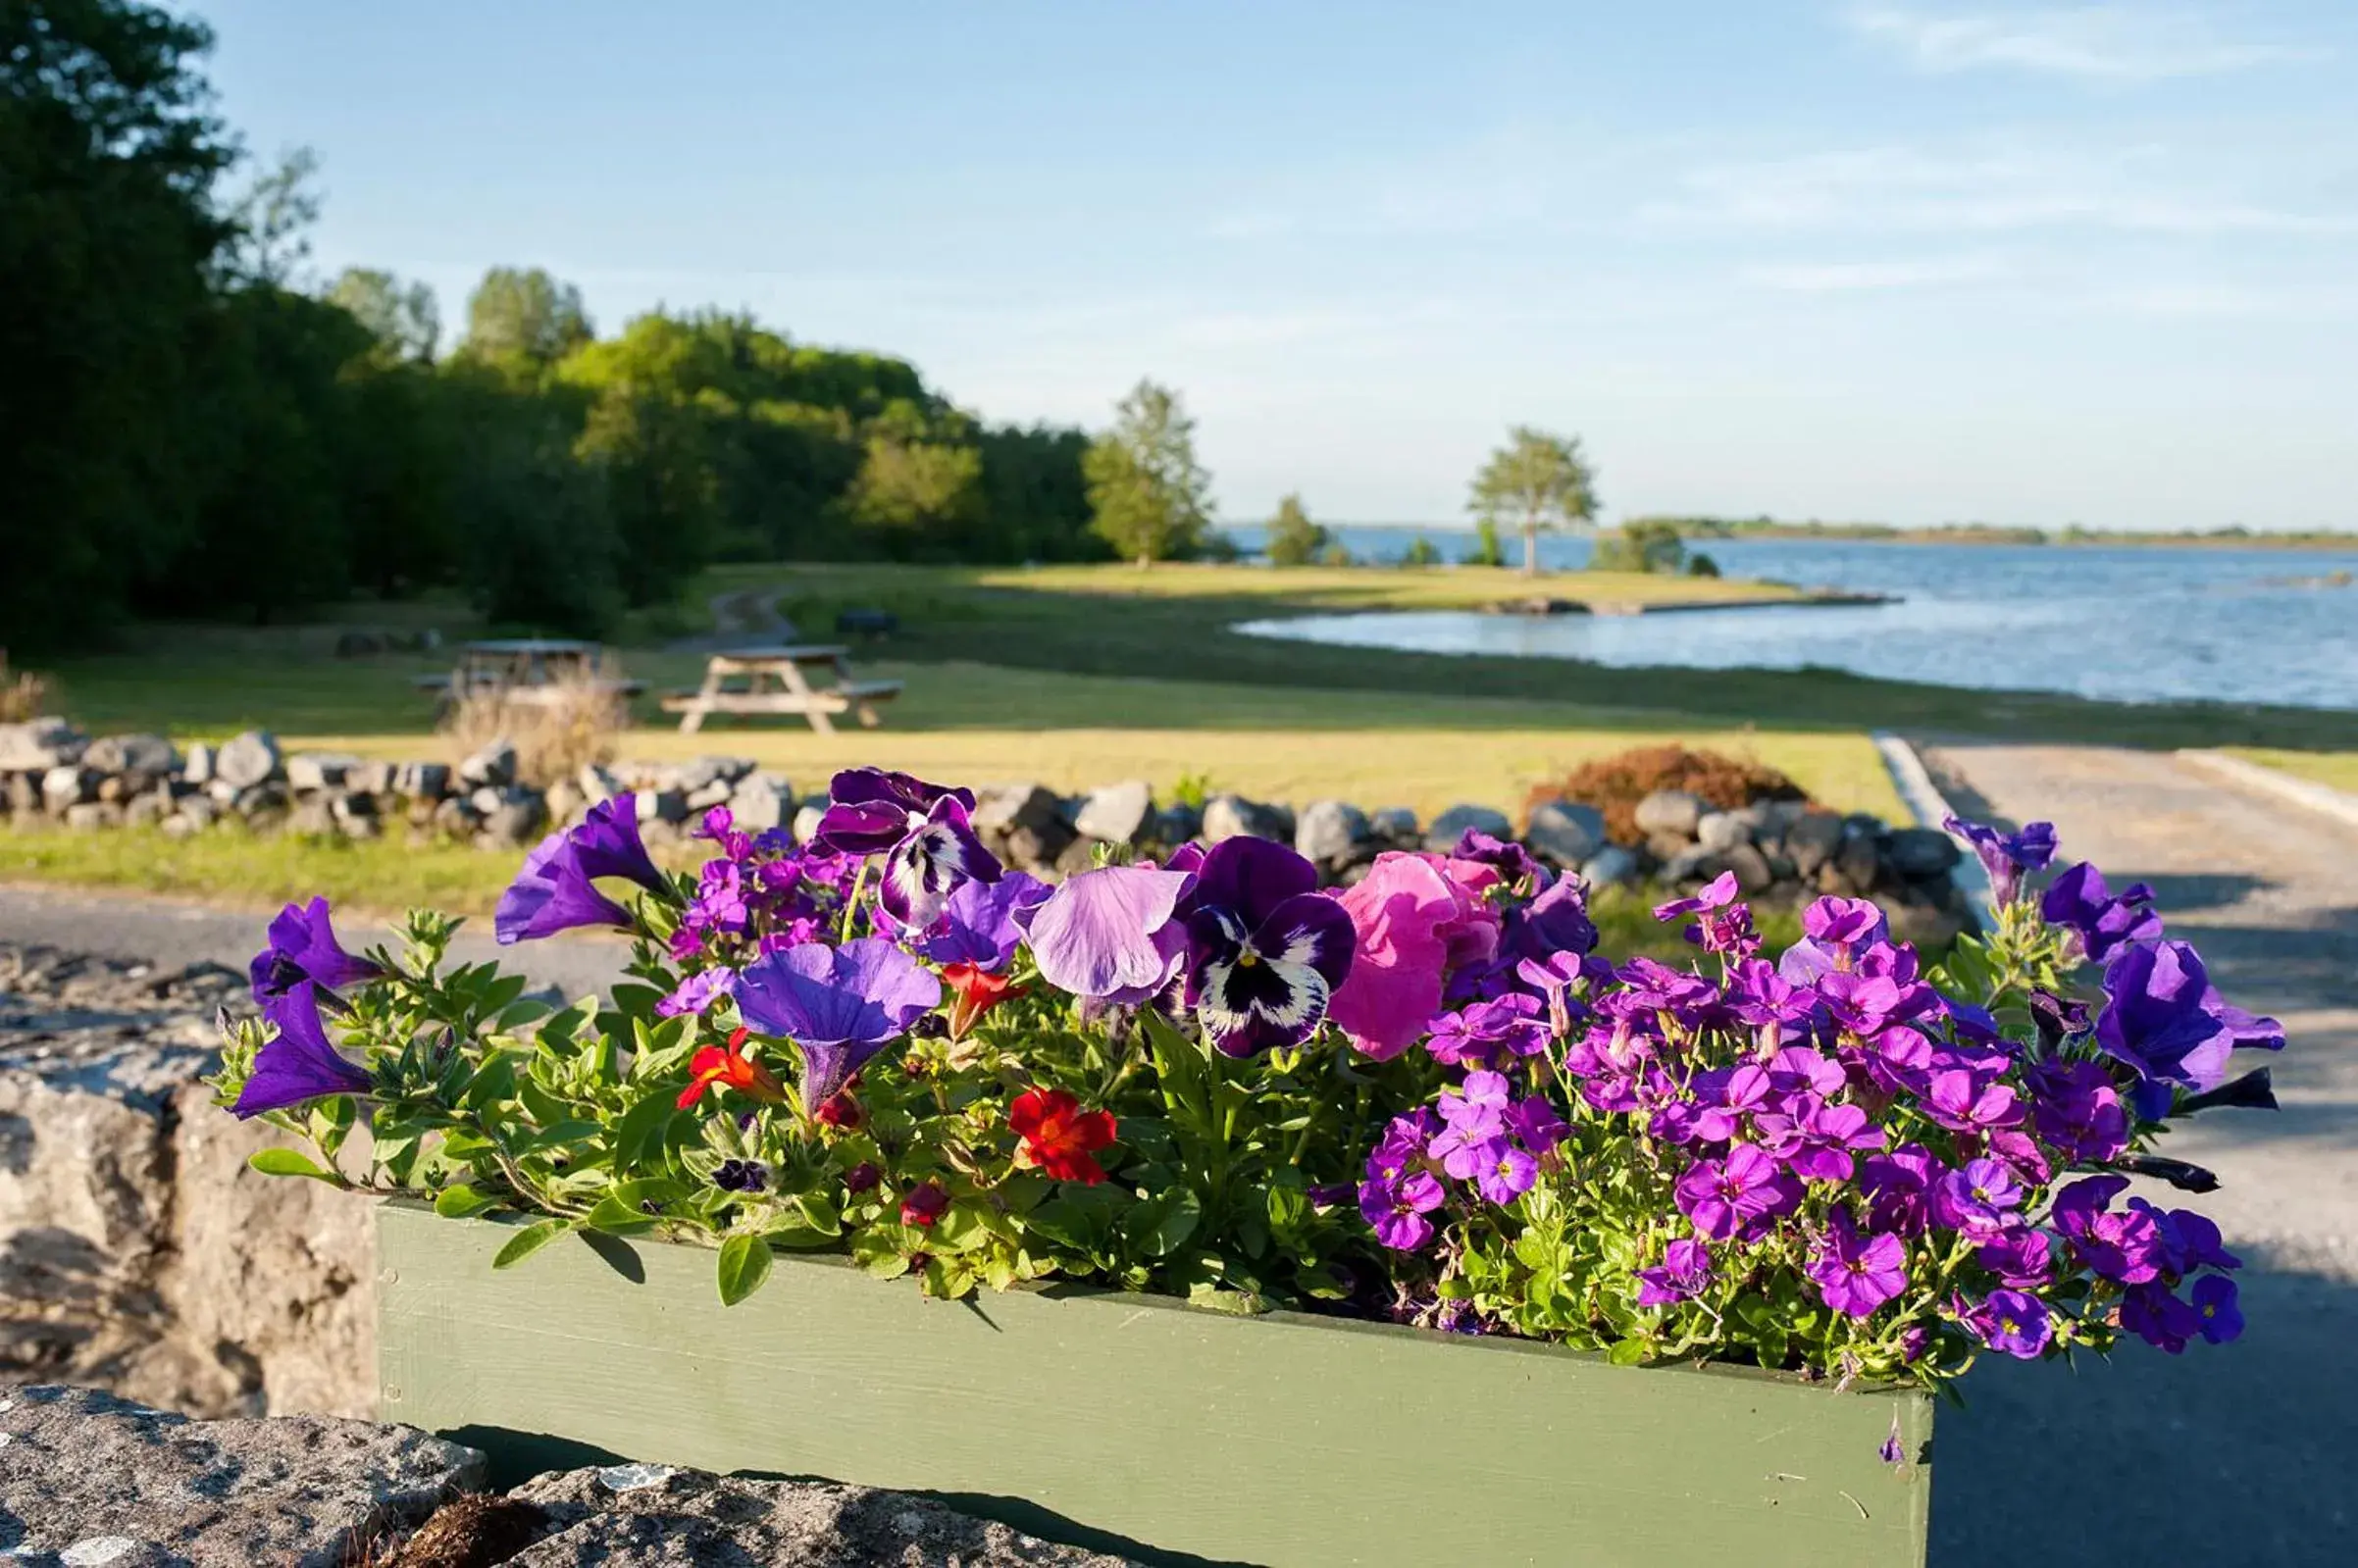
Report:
660,645,903,734
411,639,643,712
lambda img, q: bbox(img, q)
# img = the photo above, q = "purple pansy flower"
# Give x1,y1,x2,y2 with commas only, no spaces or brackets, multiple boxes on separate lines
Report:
813,768,1002,929
248,897,384,1004
232,981,373,1118
735,936,943,1106
1022,863,1196,1005
2040,863,2163,964
1808,1207,1909,1319
1963,1289,2052,1359
1360,1170,1446,1250
1941,815,2057,905
1180,837,1356,1056
897,871,1051,970
656,967,738,1019
1636,1239,1714,1306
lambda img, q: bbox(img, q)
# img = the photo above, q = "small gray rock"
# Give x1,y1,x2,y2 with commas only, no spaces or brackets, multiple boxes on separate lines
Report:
972,782,1070,838
63,801,120,832
1202,793,1292,844
577,761,622,804
0,716,87,771
42,765,95,812
180,740,216,785
344,759,392,796
124,790,173,829
1786,811,1846,876
683,779,734,812
1886,827,1964,879
392,759,452,799
1524,799,1607,867
329,790,377,823
457,739,518,789
1296,799,1371,864
543,778,587,827
1722,841,1775,894
286,798,337,838
215,730,282,790
481,788,548,847
1073,780,1155,845
284,752,360,793
1632,788,1705,838
676,755,755,793
1368,806,1421,844
1579,844,1642,886
792,801,829,844
1834,832,1882,893
1153,802,1203,844
0,1386,481,1566
81,733,177,776
1423,803,1512,853
1694,811,1753,853
726,772,796,835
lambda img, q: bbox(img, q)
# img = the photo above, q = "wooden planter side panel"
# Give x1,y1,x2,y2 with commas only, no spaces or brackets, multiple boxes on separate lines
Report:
378,1206,1931,1568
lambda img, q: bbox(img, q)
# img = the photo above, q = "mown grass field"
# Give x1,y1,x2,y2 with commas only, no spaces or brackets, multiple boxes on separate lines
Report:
2226,748,2358,794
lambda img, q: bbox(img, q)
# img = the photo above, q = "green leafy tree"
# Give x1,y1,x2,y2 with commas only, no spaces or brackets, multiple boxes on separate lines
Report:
1590,520,1686,575
1466,428,1599,577
214,145,320,287
328,266,439,363
1083,379,1214,566
1468,516,1508,568
1263,493,1329,567
576,384,720,606
461,265,592,367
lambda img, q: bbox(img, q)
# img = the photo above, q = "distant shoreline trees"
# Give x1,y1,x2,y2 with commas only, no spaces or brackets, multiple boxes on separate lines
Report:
1467,429,1599,576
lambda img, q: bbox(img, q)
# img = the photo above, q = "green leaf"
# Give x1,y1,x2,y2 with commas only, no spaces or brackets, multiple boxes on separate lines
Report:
609,1091,678,1172
789,1191,843,1238
433,1184,503,1219
1124,1186,1203,1258
246,1147,337,1183
1607,1337,1650,1367
716,1234,774,1305
491,1219,570,1270
464,1050,519,1112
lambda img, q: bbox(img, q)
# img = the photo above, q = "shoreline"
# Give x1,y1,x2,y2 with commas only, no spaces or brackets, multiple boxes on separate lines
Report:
1483,588,1894,617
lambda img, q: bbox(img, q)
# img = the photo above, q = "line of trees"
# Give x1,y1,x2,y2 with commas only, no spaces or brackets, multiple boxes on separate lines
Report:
2,0,1114,653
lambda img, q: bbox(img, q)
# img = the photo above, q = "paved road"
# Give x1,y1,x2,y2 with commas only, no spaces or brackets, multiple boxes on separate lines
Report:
0,883,633,1000
1920,743,2358,1567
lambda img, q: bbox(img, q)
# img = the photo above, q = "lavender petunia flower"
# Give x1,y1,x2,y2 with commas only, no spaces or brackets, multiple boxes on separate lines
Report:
1024,863,1196,1005
898,872,1051,971
570,794,668,893
1807,1208,1908,1319
1182,837,1355,1056
1636,1238,1714,1306
2040,863,2162,965
1941,815,2057,906
736,936,943,1106
232,981,373,1118
248,896,384,1003
495,835,635,943
813,769,1000,929
2096,939,2243,1103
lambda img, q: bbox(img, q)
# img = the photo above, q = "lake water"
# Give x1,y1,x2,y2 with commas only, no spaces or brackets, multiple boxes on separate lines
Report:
1222,527,2358,711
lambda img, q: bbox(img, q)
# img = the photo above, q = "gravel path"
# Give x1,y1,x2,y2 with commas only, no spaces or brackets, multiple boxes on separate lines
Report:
0,884,633,1001
1921,742,2358,1567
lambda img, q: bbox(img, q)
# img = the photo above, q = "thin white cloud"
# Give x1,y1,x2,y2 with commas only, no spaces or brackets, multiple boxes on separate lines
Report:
1847,4,2325,81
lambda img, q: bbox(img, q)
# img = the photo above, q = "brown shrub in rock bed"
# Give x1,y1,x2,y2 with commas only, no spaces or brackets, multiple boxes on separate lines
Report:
1522,744,1809,843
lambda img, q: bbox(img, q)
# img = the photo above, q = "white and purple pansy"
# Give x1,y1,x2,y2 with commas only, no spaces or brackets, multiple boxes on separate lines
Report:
1180,837,1356,1057
811,767,1002,928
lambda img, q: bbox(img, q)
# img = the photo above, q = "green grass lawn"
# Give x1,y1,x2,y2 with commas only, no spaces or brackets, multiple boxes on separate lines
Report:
2224,748,2358,794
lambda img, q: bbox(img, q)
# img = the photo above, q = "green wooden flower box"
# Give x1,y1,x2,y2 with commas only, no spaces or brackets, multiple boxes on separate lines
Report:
377,1203,1934,1567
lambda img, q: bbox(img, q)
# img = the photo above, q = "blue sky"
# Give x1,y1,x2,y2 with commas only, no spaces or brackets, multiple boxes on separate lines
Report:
196,2,2356,531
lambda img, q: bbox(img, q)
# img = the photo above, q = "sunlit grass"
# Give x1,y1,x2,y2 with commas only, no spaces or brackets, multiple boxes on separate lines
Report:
2223,748,2358,794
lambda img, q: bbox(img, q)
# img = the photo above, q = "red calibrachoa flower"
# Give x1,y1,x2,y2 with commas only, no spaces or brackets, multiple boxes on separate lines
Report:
677,1027,788,1110
942,961,1025,1039
1009,1087,1117,1185
900,1181,949,1228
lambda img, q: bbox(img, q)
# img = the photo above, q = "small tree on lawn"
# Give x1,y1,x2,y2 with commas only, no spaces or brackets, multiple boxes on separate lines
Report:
1263,492,1330,567
1466,428,1600,577
1084,379,1214,566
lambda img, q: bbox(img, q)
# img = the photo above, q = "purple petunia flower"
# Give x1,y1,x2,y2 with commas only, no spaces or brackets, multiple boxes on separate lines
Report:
1674,1142,1802,1241
735,936,943,1106
813,768,1002,929
496,795,669,945
1022,863,1196,1005
1636,1238,1714,1306
1807,1208,1909,1319
1360,1171,1446,1250
1962,1289,2051,1359
2040,862,2163,965
248,897,384,1004
1941,815,2058,906
2025,1058,2129,1163
232,980,374,1118
2096,940,2259,1109
893,871,1051,971
1181,837,1356,1056
656,966,738,1019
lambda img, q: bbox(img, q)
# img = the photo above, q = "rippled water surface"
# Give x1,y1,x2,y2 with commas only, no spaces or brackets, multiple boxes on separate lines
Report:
1224,530,2358,710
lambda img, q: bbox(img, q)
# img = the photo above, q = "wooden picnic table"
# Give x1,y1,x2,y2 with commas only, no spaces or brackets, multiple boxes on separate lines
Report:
411,640,644,709
660,644,903,734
